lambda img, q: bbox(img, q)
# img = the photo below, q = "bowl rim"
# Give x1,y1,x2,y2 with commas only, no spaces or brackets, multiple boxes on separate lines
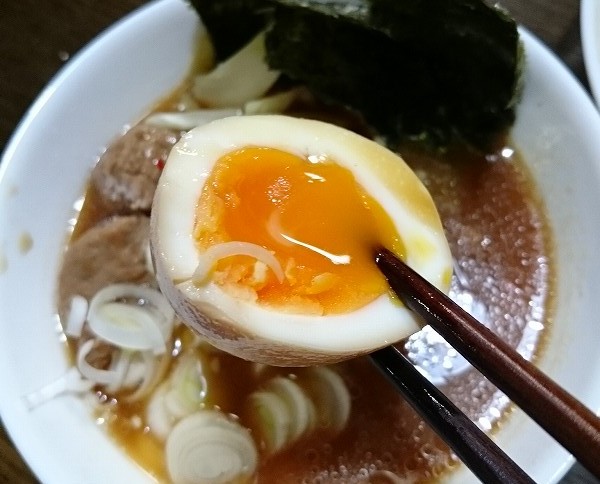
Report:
1,1,600,483
581,0,600,105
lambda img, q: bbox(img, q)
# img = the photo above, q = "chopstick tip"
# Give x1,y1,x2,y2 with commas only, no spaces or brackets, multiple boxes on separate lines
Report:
372,245,390,264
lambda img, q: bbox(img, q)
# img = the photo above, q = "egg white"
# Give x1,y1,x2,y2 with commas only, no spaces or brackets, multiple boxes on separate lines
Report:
150,115,452,366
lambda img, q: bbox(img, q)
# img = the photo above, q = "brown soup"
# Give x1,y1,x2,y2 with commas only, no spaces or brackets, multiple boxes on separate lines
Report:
61,136,552,484
58,39,553,484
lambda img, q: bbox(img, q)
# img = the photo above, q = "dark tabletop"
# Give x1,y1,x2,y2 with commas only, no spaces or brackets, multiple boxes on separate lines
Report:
0,0,598,483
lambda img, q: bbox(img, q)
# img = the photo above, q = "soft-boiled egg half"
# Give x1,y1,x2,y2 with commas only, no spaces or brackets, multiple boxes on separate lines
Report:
151,115,452,366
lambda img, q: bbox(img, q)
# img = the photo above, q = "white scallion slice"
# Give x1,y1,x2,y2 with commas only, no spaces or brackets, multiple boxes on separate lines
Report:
301,366,351,434
164,354,207,419
244,391,290,455
144,241,155,275
146,353,208,439
193,241,284,285
192,31,280,108
265,210,294,248
243,88,301,115
104,348,163,396
103,350,133,394
266,376,315,441
119,351,149,389
146,383,174,441
125,350,171,403
90,302,166,353
65,295,88,338
87,284,175,354
76,339,124,387
91,284,175,334
368,470,414,484
166,411,258,484
144,108,242,130
23,367,94,409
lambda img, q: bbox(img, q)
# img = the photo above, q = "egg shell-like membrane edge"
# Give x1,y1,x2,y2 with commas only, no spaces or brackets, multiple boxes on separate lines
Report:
150,115,452,366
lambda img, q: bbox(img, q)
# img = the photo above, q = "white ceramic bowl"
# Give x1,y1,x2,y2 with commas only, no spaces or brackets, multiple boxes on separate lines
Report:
1,1,599,482
582,0,600,104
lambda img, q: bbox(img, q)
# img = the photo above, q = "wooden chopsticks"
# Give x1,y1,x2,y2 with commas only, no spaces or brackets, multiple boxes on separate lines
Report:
374,247,600,479
370,346,535,483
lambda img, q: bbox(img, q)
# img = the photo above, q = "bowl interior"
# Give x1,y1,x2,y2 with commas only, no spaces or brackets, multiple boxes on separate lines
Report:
446,29,600,483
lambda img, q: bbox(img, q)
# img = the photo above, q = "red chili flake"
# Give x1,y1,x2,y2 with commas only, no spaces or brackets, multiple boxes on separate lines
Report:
155,158,166,170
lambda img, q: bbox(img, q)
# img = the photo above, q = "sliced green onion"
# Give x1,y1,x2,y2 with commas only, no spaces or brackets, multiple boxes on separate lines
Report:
125,350,171,403
90,302,166,353
192,31,280,108
144,241,154,275
146,353,208,440
119,351,150,389
301,366,351,434
164,354,207,419
193,241,284,285
23,367,94,410
243,88,301,115
103,349,161,397
166,410,258,484
368,470,411,483
244,369,349,458
65,295,88,338
146,383,175,441
76,339,124,387
244,391,291,455
103,350,133,394
87,284,175,354
266,376,315,441
143,108,242,130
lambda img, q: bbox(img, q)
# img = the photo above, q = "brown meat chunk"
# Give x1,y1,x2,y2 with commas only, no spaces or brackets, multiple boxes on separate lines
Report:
80,339,114,371
91,124,179,214
58,215,154,320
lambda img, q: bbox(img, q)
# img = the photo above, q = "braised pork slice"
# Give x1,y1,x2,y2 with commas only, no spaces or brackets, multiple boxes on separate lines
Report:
91,124,179,214
58,215,153,320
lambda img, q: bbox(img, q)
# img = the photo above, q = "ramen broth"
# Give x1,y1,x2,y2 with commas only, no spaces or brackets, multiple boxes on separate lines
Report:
63,126,552,483
57,23,554,482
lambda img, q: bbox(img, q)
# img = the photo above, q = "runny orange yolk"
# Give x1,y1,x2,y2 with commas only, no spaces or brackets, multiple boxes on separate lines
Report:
194,146,405,315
